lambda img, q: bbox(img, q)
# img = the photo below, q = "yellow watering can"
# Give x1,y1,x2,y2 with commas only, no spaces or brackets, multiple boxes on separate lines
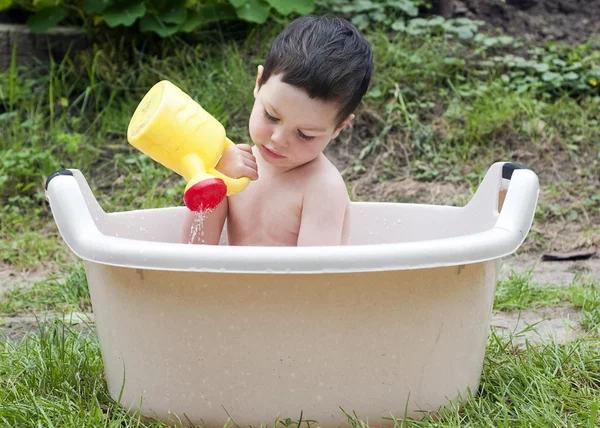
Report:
127,80,250,212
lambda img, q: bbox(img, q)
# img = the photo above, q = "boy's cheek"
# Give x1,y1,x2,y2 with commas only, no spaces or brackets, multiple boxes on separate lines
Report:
248,115,264,144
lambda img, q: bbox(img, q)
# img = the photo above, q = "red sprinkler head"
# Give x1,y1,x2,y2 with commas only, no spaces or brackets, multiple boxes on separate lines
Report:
183,178,227,212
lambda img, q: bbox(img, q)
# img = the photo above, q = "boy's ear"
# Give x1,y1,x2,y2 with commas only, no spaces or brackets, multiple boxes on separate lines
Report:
331,113,355,139
253,65,264,98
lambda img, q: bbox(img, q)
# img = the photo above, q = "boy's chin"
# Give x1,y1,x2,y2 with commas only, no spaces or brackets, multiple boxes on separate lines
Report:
257,144,288,163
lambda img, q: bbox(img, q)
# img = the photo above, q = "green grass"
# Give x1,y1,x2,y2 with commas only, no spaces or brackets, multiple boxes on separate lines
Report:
0,320,164,427
495,271,600,333
1,319,599,427
571,282,600,334
1,265,598,426
0,263,90,316
494,271,572,311
1,24,599,267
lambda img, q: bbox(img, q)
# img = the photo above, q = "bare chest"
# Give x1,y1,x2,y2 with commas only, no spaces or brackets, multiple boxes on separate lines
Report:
226,177,303,246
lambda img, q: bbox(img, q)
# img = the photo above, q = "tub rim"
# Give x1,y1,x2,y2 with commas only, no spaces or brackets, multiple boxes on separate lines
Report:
45,162,539,274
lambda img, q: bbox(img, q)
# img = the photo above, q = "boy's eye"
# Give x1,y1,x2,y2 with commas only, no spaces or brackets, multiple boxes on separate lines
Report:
263,109,278,122
298,131,315,140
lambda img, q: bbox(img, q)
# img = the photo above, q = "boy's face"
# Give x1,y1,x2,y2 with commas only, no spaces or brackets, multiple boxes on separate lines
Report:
249,66,353,170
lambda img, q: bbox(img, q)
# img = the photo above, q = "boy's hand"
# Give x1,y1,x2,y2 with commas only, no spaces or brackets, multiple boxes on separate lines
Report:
215,144,258,180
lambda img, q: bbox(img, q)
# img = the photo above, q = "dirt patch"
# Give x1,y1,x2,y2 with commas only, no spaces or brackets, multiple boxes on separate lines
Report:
457,0,600,45
350,176,469,206
0,263,56,298
0,313,94,342
521,221,600,254
491,306,585,345
501,253,600,285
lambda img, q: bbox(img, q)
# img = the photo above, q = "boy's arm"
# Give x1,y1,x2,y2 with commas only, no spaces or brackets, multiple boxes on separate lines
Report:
297,175,350,246
180,142,257,245
180,197,228,245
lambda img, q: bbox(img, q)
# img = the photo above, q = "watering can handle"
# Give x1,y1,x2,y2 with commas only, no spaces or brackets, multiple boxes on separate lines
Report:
208,138,251,195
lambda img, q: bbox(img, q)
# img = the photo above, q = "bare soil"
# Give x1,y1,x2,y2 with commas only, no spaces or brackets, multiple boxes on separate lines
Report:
457,0,600,44
491,305,585,346
0,263,57,297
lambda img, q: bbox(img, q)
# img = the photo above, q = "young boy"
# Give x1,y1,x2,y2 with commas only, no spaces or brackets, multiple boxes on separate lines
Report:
183,15,373,246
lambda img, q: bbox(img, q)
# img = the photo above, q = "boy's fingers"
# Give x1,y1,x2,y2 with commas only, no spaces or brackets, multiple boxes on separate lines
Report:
236,144,253,154
243,157,259,180
242,165,259,180
243,157,258,172
241,151,257,163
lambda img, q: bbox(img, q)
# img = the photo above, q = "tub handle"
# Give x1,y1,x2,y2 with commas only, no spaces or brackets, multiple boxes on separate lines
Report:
494,163,539,242
45,169,104,259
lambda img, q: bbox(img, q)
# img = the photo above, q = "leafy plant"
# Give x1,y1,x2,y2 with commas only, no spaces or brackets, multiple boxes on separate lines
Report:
484,41,600,97
318,0,427,31
400,15,484,39
1,0,317,36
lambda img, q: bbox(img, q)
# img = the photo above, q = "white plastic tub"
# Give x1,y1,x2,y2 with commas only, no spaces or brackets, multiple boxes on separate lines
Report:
46,162,538,426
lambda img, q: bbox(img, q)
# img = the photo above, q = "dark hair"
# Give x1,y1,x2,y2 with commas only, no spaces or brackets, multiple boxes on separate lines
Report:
260,15,373,125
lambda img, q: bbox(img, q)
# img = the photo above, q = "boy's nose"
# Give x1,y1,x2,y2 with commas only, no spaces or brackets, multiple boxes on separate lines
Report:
270,128,287,147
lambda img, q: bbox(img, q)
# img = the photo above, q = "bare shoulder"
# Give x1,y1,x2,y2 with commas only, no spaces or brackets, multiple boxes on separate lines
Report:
301,154,349,201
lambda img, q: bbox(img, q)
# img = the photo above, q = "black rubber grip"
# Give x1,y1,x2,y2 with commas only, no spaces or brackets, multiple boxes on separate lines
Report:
502,163,529,180
45,169,73,190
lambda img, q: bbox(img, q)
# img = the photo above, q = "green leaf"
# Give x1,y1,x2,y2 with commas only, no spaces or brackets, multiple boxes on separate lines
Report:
266,0,293,15
267,0,314,15
235,0,270,23
351,14,370,30
104,1,146,27
181,4,237,32
552,58,567,67
365,87,383,99
229,0,246,8
397,0,418,17
0,0,14,11
159,0,187,24
533,63,549,72
82,0,112,14
391,20,405,31
426,16,445,26
473,33,486,43
291,0,314,14
454,17,476,25
563,72,579,80
497,36,514,45
27,6,66,33
370,11,387,22
444,57,465,66
541,71,561,82
352,0,379,12
139,15,179,37
458,29,473,40
0,112,17,122
409,18,428,27
483,37,497,47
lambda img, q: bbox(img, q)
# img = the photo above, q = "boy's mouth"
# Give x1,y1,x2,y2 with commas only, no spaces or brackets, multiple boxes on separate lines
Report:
261,145,286,159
